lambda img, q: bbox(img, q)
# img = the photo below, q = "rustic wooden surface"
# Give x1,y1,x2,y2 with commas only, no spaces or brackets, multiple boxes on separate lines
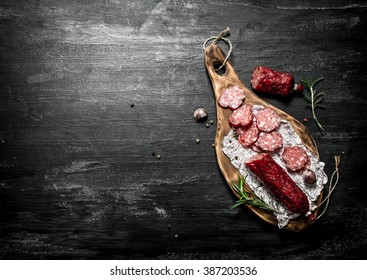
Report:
0,0,366,259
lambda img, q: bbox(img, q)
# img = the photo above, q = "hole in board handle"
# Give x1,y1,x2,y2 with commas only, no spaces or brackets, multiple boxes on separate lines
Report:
213,61,226,75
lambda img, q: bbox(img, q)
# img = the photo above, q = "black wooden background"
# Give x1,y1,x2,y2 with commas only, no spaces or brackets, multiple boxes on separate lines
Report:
1,0,366,259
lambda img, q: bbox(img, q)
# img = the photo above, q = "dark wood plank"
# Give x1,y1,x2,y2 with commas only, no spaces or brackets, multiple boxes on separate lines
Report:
0,0,366,259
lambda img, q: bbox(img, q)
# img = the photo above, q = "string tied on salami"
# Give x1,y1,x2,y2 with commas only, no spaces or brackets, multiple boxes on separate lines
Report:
314,155,341,220
203,27,232,71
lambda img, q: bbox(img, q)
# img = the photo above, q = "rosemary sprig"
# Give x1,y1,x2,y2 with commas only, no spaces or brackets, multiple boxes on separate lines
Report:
300,77,326,135
231,174,274,212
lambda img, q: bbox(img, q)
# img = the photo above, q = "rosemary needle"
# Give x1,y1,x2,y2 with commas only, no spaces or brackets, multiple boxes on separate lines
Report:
231,174,274,212
300,77,326,135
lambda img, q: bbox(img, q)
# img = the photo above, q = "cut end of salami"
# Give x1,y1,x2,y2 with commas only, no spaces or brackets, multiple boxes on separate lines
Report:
282,146,310,172
251,66,295,96
218,86,245,110
229,104,254,128
256,108,281,132
294,83,304,92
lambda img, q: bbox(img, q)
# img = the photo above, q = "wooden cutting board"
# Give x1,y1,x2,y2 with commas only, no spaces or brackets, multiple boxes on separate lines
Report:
205,44,323,232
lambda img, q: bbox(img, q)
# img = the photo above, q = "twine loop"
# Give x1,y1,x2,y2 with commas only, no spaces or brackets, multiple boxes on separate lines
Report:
203,27,232,71
315,155,341,219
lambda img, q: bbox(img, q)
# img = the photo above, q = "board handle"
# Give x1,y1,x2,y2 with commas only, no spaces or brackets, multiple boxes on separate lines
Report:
204,45,244,97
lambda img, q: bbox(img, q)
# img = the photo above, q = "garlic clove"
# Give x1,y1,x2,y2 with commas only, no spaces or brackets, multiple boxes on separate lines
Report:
194,108,208,122
304,169,316,184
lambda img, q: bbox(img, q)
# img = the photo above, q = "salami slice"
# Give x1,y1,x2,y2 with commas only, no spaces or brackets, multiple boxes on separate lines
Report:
282,146,309,172
218,86,245,110
238,122,259,147
256,108,281,132
229,104,253,128
256,131,283,152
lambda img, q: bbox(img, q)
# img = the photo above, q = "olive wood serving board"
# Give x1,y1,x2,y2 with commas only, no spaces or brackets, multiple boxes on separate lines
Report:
205,44,323,232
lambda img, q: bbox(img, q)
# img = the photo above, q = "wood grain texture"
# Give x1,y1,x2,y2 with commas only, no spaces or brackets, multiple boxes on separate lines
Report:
205,44,321,231
0,0,366,259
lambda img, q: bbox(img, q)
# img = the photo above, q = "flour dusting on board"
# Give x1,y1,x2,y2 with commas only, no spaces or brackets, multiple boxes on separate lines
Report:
222,105,328,228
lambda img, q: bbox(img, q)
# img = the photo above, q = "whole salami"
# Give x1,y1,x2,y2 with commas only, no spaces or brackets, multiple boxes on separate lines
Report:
245,153,310,214
251,66,303,96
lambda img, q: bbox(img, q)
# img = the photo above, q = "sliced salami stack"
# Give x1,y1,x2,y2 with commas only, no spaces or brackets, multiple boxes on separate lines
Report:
234,107,283,153
217,86,309,175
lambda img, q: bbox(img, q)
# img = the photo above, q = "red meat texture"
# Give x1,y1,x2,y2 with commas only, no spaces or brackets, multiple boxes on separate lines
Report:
218,86,245,110
238,121,259,147
233,107,283,153
282,146,309,172
256,131,283,152
251,66,295,96
256,108,281,132
245,153,310,214
229,104,253,128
